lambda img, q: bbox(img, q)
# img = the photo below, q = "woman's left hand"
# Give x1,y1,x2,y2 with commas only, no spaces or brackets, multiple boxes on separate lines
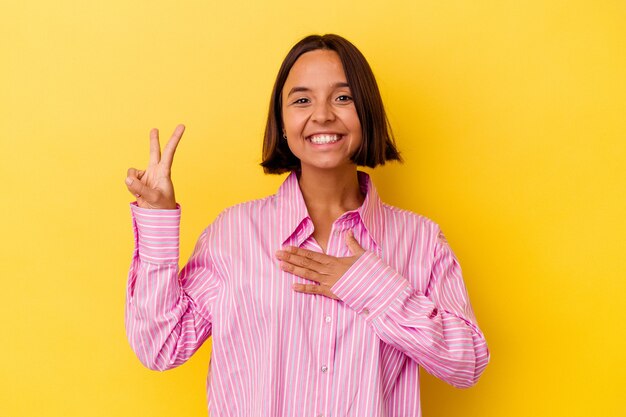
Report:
275,231,366,299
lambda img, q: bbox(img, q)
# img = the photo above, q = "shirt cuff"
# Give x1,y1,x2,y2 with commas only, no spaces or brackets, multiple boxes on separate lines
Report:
130,203,181,264
330,251,411,321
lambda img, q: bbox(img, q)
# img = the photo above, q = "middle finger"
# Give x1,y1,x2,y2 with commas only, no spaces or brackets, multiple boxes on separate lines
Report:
161,124,185,168
276,249,328,271
279,262,324,283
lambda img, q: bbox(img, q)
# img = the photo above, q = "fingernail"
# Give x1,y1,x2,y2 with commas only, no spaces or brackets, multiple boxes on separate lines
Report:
125,177,133,186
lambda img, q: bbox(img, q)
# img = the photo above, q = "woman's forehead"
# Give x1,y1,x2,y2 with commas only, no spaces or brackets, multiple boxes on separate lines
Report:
283,50,348,91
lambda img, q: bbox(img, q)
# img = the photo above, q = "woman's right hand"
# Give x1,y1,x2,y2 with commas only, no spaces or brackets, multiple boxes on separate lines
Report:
125,124,185,209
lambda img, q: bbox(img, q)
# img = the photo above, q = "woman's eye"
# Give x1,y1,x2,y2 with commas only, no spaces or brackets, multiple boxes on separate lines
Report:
293,98,310,105
336,95,353,102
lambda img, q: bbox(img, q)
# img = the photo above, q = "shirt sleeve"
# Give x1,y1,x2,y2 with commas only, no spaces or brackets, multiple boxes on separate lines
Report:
330,230,490,388
125,203,222,371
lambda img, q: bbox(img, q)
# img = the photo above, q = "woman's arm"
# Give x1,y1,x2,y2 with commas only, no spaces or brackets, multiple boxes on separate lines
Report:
277,229,489,388
124,125,221,371
125,206,221,371
330,232,489,388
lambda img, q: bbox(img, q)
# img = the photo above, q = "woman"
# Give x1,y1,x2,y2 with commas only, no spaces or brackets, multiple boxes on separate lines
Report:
124,34,489,417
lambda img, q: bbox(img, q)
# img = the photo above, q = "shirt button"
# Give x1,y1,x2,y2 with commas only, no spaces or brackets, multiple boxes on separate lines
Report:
321,365,328,373
325,315,332,323
362,308,370,315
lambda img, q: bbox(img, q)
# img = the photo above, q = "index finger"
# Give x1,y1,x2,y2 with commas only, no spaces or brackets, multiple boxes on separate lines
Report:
161,124,185,168
281,246,331,265
149,128,161,165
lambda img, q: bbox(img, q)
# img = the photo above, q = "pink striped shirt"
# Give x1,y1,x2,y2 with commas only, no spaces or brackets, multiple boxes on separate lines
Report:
125,171,489,417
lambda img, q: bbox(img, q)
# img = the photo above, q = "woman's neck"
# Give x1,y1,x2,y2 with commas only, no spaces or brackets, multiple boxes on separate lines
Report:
297,165,364,216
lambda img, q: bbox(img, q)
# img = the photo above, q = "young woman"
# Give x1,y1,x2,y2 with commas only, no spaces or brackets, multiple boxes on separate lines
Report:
124,34,489,417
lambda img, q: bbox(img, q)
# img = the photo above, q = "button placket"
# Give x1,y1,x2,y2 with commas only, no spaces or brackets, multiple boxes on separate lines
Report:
315,294,337,417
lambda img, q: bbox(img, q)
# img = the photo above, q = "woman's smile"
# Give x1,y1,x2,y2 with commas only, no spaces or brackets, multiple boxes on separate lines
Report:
307,133,342,145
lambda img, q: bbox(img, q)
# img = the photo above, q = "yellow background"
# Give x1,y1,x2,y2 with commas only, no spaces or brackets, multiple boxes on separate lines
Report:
2,0,625,416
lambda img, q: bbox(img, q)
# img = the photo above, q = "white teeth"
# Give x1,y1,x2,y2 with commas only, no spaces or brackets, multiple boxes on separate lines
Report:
309,134,340,144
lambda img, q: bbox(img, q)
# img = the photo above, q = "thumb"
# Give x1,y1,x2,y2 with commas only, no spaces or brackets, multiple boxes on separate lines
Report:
345,230,365,257
125,170,158,203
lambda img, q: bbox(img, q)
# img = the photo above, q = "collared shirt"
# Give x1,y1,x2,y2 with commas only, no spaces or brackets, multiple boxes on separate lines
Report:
126,171,489,417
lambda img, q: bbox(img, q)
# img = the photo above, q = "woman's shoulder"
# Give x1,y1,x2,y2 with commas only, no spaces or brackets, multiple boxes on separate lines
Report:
212,194,279,224
200,195,279,249
376,203,450,259
379,202,442,235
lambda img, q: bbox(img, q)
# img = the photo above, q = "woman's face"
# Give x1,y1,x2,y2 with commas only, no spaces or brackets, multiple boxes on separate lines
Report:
281,49,362,173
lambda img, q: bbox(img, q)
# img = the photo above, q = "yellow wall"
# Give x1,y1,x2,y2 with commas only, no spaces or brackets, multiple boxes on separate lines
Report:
2,1,624,416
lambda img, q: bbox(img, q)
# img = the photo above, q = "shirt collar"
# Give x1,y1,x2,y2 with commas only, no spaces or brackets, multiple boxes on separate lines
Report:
355,171,384,249
276,171,311,246
276,170,384,248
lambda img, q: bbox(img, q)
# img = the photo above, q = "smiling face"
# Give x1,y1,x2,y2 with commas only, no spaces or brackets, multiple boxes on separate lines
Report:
281,49,363,173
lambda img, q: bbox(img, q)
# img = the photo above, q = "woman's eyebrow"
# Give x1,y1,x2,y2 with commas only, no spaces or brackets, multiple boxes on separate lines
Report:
286,82,350,97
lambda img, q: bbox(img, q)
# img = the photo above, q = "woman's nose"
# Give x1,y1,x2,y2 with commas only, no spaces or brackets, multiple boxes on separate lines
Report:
311,101,336,123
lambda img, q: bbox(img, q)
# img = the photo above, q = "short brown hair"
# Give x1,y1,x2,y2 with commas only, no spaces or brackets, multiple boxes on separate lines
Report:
261,34,402,174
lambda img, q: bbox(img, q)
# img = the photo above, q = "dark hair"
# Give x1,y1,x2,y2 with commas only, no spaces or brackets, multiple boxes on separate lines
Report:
261,34,402,174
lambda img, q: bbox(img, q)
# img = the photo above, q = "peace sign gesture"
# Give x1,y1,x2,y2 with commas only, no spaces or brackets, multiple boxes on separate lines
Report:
125,124,185,209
